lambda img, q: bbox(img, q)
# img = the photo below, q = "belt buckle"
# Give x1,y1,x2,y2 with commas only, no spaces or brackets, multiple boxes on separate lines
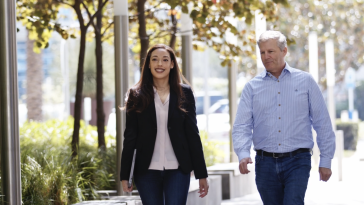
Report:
273,153,279,158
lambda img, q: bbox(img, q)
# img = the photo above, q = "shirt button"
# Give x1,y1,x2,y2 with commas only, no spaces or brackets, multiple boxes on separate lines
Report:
279,130,281,132
278,92,280,94
278,80,280,82
279,104,281,106
279,117,281,119
279,144,281,146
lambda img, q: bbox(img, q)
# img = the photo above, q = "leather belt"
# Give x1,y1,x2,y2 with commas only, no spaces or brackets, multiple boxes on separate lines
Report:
255,148,312,158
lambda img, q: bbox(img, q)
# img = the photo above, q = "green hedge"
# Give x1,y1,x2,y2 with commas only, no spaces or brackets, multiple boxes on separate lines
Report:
200,131,227,167
20,117,116,205
336,120,359,150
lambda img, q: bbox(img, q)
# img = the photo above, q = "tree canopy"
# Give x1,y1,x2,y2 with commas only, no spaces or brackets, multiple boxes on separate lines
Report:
127,0,288,68
267,0,364,87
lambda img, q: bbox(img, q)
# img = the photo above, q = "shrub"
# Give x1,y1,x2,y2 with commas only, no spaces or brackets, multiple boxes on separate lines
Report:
20,117,116,205
336,120,359,150
200,131,227,167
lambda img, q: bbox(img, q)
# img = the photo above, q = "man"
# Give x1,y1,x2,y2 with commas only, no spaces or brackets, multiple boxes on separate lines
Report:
232,30,335,205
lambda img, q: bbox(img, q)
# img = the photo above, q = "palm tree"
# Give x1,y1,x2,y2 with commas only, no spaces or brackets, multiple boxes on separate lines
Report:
26,31,43,121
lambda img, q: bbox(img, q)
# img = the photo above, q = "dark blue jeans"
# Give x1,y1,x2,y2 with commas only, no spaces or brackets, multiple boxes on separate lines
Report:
134,169,190,205
255,152,311,205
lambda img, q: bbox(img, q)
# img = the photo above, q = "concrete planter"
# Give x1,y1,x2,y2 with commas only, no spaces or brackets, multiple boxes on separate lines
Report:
207,162,257,200
186,175,222,205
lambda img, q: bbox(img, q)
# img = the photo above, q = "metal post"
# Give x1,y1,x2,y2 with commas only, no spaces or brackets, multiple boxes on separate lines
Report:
228,62,238,162
309,31,320,166
0,0,22,204
114,0,129,196
180,12,193,84
225,16,239,162
255,10,266,75
325,39,336,130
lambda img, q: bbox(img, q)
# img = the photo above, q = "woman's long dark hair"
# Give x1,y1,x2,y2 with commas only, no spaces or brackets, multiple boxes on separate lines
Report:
124,44,190,113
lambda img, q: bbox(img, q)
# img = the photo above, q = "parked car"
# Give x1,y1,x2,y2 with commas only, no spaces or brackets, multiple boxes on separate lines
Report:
196,98,240,140
194,91,224,115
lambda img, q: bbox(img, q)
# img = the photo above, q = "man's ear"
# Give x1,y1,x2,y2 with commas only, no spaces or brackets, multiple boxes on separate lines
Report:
283,47,288,56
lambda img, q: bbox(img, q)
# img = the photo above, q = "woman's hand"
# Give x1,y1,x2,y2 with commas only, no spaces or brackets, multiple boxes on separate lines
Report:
198,178,209,198
122,180,133,193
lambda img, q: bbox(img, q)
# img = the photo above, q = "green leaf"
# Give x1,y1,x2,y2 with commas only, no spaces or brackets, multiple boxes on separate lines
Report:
196,16,206,24
36,41,42,48
190,10,199,19
182,5,188,13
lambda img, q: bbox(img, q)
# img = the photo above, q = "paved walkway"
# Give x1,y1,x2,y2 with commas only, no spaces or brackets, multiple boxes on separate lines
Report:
222,139,364,205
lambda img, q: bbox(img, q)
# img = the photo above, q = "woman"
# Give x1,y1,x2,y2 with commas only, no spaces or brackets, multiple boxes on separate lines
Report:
120,44,209,205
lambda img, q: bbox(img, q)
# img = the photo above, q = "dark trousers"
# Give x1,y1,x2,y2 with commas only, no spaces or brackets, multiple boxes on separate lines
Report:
255,152,312,205
134,169,190,205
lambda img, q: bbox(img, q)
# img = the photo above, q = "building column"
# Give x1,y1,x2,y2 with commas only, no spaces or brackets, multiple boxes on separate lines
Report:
255,10,266,75
325,39,336,130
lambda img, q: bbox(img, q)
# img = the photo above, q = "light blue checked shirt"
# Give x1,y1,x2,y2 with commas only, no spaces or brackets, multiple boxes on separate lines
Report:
232,63,336,169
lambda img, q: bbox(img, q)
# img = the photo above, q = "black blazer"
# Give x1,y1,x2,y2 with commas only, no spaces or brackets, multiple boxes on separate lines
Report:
120,84,208,180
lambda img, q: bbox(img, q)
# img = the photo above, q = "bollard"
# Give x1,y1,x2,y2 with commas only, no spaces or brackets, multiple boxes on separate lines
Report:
336,130,344,181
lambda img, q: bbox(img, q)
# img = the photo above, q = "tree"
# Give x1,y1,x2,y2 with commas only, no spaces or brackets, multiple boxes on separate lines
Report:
17,0,289,156
128,0,289,70
83,0,114,151
17,0,107,157
26,32,43,121
265,0,364,88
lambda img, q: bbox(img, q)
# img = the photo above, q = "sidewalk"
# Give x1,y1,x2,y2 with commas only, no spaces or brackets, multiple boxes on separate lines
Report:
222,139,364,205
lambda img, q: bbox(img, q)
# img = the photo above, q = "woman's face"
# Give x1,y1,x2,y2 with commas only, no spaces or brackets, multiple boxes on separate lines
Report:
149,48,174,81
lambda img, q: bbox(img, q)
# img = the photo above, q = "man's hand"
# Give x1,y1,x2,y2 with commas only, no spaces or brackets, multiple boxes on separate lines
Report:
319,167,332,182
122,180,133,193
198,178,209,198
239,157,253,174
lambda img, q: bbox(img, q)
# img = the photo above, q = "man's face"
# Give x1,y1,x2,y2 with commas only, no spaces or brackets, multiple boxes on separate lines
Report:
259,39,287,73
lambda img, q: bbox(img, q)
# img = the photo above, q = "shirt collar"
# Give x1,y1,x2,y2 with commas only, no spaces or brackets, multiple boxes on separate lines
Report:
260,62,292,78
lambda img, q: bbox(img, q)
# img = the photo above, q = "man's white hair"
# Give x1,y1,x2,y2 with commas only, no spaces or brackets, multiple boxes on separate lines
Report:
257,30,287,51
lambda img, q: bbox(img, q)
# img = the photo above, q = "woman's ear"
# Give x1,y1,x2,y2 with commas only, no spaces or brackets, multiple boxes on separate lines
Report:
171,61,174,69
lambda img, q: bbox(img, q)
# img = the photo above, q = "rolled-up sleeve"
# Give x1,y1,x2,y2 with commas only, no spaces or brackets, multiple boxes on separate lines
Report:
232,82,254,162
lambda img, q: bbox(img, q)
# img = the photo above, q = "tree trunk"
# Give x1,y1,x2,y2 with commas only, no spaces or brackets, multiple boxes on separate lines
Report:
95,0,106,150
26,32,43,121
169,14,177,50
71,1,88,157
138,0,149,70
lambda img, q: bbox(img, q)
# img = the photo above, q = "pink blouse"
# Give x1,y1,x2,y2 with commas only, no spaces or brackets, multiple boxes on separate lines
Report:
148,88,179,170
